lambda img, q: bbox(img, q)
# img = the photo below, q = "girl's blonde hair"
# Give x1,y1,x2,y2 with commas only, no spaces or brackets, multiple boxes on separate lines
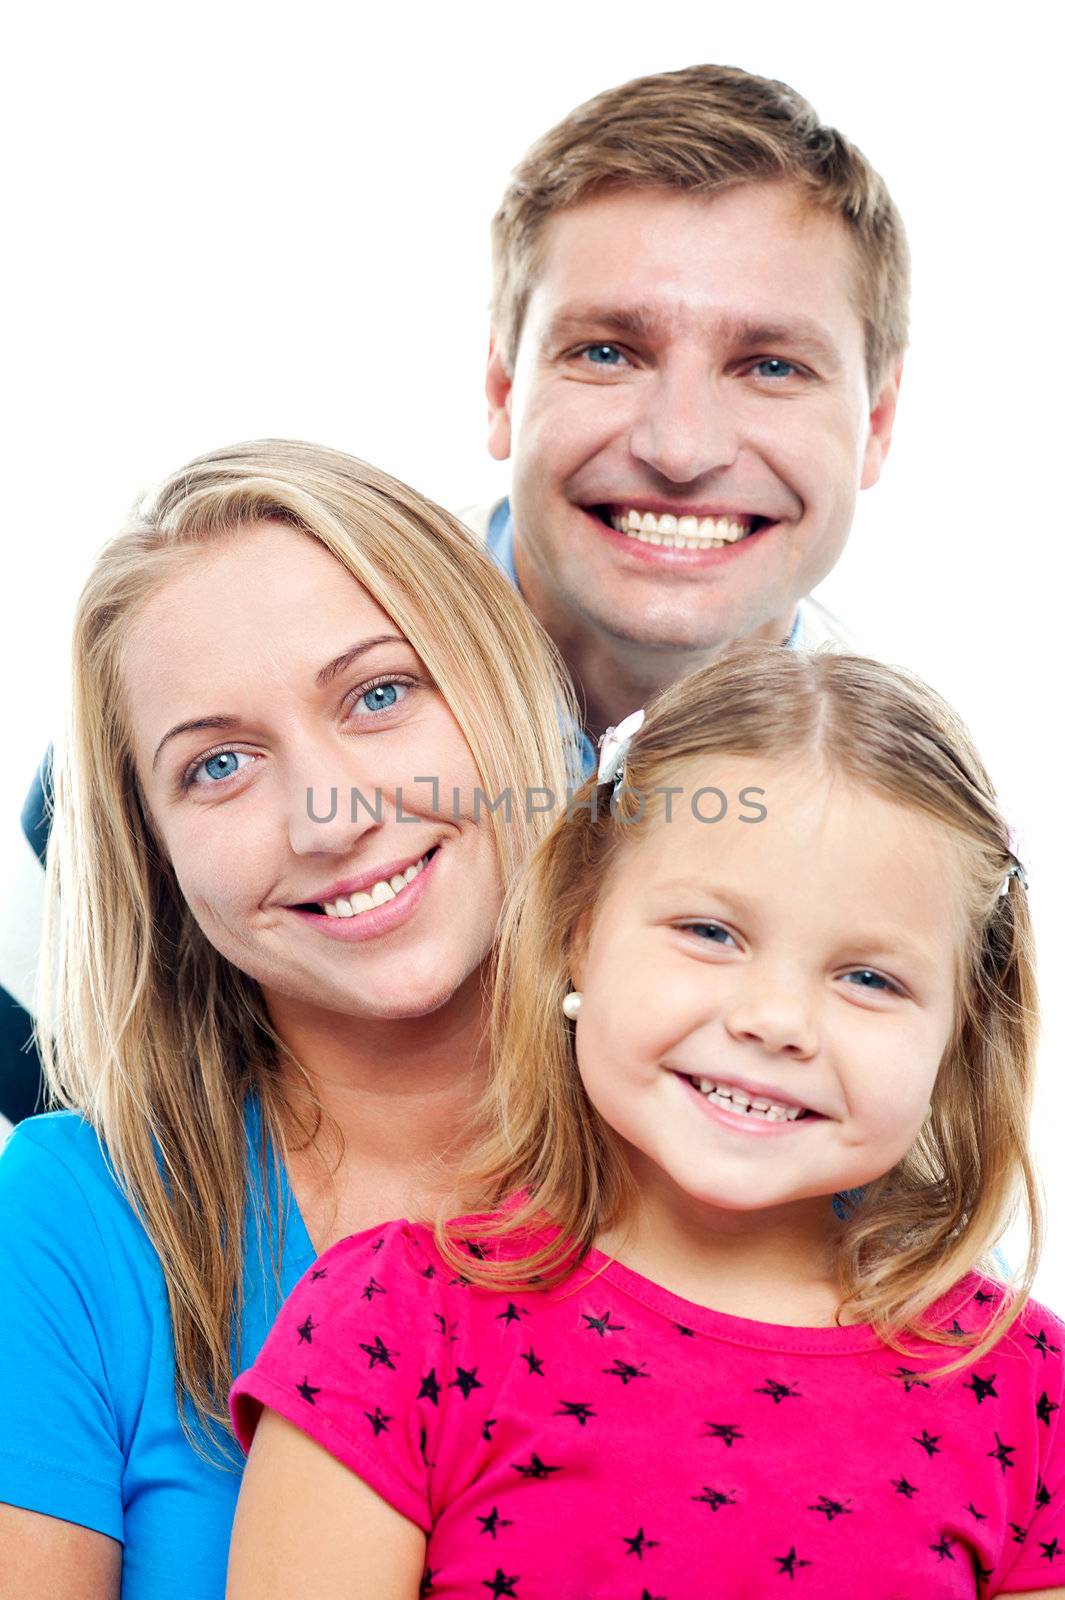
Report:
36,438,580,1448
448,645,1040,1369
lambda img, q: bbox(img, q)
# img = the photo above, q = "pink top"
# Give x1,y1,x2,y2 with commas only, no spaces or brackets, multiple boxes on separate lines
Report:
231,1221,1065,1597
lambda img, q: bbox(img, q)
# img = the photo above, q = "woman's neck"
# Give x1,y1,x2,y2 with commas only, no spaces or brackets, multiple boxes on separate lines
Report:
263,968,490,1250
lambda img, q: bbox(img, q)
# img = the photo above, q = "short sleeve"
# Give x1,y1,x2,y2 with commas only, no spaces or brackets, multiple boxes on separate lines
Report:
231,1222,456,1533
999,1307,1065,1591
0,1121,126,1539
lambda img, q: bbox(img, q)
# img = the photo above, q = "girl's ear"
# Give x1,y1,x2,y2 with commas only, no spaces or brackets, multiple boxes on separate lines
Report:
568,911,593,991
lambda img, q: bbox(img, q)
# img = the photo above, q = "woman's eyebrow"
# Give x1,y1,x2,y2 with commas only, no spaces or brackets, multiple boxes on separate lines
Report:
151,634,411,771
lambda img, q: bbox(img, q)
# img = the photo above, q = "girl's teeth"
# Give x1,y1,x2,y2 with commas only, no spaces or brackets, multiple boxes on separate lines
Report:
694,1078,805,1122
317,855,429,918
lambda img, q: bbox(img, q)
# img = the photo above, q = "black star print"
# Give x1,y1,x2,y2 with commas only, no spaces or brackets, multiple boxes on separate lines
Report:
362,1276,386,1300
808,1495,852,1521
371,1236,385,1254
756,1378,801,1405
582,1310,625,1337
418,1368,441,1406
310,1267,328,1281
774,1546,812,1579
973,1287,996,1304
966,1501,987,1521
965,1372,998,1403
511,1453,560,1480
296,1377,320,1404
891,1366,930,1392
418,1425,434,1468
448,1273,472,1288
421,1263,437,1280
974,1561,993,1585
1009,1522,1028,1544
930,1534,956,1562
496,1302,527,1325
1037,1390,1060,1426
419,1568,436,1598
296,1314,316,1344
948,1319,969,1338
1027,1327,1062,1359
704,1422,743,1448
450,1366,485,1400
364,1406,391,1437
1037,1475,1053,1510
603,1358,649,1385
988,1432,1016,1474
465,1238,490,1261
913,1430,941,1459
623,1527,660,1559
692,1486,737,1512
359,1333,398,1370
675,1323,695,1337
892,1476,918,1498
640,1593,666,1600
554,1400,596,1426
1041,1536,1063,1563
482,1417,498,1441
520,1347,545,1377
477,1506,514,1540
433,1313,459,1342
482,1569,519,1598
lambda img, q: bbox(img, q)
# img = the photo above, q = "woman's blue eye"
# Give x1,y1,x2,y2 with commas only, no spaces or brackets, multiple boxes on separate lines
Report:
354,681,407,715
753,358,797,380
188,750,252,787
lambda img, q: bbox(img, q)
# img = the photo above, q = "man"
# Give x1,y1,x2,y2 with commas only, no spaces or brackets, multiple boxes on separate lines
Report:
0,63,908,1124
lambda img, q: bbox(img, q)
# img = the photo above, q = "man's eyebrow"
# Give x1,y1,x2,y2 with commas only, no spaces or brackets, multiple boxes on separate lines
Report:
151,634,409,772
543,305,841,366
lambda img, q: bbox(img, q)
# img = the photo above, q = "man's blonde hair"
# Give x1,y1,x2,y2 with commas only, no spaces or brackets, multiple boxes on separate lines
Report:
36,439,579,1448
492,63,910,392
446,646,1039,1373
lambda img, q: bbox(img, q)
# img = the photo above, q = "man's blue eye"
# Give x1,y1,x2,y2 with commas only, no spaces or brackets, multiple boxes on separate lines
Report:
583,344,624,366
753,359,796,379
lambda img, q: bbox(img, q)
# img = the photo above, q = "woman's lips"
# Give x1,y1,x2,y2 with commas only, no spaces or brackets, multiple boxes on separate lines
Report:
286,845,440,943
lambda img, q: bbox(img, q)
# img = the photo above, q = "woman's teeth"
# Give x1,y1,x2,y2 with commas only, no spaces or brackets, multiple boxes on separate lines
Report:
318,855,429,918
609,508,755,549
695,1077,806,1122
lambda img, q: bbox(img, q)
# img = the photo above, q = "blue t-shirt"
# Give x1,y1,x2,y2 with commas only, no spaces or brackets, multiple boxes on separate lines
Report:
0,1103,315,1598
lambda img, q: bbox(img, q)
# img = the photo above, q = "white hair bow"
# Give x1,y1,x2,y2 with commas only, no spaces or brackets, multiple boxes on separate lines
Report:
597,708,646,790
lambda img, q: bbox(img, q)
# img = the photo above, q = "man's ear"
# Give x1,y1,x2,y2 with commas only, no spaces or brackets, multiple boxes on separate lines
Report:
486,332,514,462
860,359,903,490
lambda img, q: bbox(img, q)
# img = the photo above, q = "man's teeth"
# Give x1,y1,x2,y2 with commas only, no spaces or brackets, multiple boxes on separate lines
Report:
319,855,429,918
695,1078,806,1122
610,508,756,549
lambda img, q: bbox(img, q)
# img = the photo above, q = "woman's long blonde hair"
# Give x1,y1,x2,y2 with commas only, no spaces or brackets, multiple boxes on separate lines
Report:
447,645,1041,1370
36,439,580,1448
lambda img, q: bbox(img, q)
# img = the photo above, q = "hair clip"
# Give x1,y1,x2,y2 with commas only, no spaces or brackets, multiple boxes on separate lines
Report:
596,709,645,792
999,860,1029,897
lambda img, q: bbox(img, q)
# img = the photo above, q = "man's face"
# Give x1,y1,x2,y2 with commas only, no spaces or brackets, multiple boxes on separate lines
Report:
487,183,900,654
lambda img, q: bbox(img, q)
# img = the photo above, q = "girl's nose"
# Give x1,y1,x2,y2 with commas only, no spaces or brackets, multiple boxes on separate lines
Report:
723,976,819,1060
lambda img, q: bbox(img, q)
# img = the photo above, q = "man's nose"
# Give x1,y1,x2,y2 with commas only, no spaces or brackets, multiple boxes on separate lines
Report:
628,365,740,484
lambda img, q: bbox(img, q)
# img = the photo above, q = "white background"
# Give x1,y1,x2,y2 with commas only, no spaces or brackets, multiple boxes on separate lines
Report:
2,1,1060,1296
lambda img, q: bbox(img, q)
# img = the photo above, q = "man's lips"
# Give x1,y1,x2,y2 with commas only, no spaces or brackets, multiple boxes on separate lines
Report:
577,501,780,559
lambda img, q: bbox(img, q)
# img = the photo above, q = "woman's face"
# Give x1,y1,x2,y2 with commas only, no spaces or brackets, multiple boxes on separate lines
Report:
123,521,503,1021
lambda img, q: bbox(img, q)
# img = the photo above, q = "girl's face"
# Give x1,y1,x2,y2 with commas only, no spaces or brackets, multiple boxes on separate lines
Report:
571,757,964,1220
124,522,502,1021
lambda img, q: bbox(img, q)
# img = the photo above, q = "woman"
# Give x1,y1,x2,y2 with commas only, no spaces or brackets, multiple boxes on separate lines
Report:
0,439,578,1599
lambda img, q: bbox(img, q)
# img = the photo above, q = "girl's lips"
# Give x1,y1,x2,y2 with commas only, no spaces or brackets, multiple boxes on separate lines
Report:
286,846,440,943
674,1071,820,1138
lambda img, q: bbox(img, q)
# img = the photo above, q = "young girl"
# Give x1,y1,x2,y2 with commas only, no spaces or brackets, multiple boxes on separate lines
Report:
228,647,1065,1599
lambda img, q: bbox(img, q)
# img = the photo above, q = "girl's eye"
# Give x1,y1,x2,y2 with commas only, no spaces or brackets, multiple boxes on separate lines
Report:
681,921,737,948
184,749,254,789
577,343,630,369
348,678,413,718
843,968,902,996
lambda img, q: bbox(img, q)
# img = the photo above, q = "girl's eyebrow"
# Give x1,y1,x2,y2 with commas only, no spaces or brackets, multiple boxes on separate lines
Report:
151,633,410,771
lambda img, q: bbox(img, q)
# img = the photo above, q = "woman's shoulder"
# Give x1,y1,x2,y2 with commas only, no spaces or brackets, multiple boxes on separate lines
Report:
1,1109,127,1218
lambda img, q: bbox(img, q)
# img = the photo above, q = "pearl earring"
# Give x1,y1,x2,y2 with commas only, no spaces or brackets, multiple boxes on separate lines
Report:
561,991,582,1020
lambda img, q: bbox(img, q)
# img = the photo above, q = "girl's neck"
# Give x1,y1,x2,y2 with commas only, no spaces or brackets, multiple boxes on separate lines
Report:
597,1164,848,1329
264,968,490,1250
